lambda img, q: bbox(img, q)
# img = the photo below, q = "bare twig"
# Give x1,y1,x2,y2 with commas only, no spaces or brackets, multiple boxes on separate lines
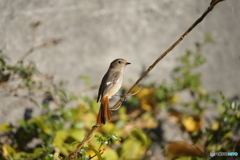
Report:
15,38,63,66
66,1,225,159
231,138,240,160
15,21,62,66
30,21,42,48
111,0,224,110
127,85,142,96
111,85,142,111
67,125,99,160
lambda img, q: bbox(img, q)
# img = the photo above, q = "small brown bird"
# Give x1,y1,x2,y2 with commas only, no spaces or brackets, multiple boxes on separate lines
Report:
96,58,130,125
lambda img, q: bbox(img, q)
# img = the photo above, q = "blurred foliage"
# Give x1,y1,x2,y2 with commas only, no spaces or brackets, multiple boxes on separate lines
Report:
0,33,239,160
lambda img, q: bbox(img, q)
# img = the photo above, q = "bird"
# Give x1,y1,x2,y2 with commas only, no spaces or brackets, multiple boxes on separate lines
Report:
96,58,130,125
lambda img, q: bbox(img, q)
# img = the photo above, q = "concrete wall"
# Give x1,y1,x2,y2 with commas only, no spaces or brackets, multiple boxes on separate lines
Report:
0,0,240,123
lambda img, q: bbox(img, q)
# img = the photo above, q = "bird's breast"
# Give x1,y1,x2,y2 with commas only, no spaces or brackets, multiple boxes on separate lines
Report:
106,74,123,98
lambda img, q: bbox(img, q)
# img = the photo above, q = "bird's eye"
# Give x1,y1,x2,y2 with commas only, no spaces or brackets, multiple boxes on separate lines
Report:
118,61,121,64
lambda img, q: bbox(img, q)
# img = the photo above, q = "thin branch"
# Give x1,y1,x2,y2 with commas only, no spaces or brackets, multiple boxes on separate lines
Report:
14,21,62,66
231,138,240,160
111,0,224,110
67,125,99,160
66,1,225,159
15,38,63,66
111,85,142,111
30,21,42,48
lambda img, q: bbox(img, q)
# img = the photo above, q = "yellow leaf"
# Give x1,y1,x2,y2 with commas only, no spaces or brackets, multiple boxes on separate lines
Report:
2,144,16,158
54,152,62,160
182,116,202,132
68,129,85,142
170,96,179,104
236,114,240,118
223,131,232,139
53,130,68,147
119,107,127,122
103,148,119,160
211,122,219,130
141,100,152,111
121,139,145,159
102,122,114,133
85,147,103,160
135,87,151,99
78,112,96,127
52,131,71,156
0,123,12,132
85,148,96,157
140,113,158,129
135,87,156,111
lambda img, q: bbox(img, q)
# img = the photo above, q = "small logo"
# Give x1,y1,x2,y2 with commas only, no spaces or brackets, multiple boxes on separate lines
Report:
210,151,238,157
210,151,215,157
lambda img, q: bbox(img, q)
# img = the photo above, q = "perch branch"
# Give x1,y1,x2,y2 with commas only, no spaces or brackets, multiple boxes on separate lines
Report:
111,0,224,110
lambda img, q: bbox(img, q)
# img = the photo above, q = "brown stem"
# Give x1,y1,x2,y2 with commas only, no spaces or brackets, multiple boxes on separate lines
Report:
231,138,240,160
66,125,99,160
110,0,224,110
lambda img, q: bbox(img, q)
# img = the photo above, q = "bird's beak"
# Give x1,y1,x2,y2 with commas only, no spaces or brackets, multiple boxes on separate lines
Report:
126,62,131,65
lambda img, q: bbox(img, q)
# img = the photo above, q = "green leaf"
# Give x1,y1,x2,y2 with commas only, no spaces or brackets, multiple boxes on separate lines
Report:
223,131,232,139
180,50,191,64
79,75,92,86
103,148,119,160
85,147,103,160
0,123,12,132
156,88,165,100
2,144,16,157
14,148,45,159
131,129,151,146
29,116,52,134
17,120,28,129
72,120,85,129
0,53,9,66
194,54,206,67
54,152,62,160
121,139,144,159
108,133,121,142
95,134,103,144
52,131,69,156
205,32,214,43
68,129,86,142
58,89,68,103
61,108,74,120
52,130,68,147
173,67,184,73
69,92,78,101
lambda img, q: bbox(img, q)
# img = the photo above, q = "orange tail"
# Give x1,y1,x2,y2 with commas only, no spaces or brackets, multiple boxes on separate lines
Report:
96,96,111,125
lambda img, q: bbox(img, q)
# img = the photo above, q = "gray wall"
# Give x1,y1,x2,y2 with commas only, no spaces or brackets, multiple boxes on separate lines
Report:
1,0,240,123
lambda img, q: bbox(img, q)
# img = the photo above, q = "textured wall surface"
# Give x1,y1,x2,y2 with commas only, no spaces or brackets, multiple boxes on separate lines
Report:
0,0,240,124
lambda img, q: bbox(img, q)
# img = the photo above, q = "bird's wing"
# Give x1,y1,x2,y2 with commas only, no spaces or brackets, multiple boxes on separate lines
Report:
97,71,120,102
